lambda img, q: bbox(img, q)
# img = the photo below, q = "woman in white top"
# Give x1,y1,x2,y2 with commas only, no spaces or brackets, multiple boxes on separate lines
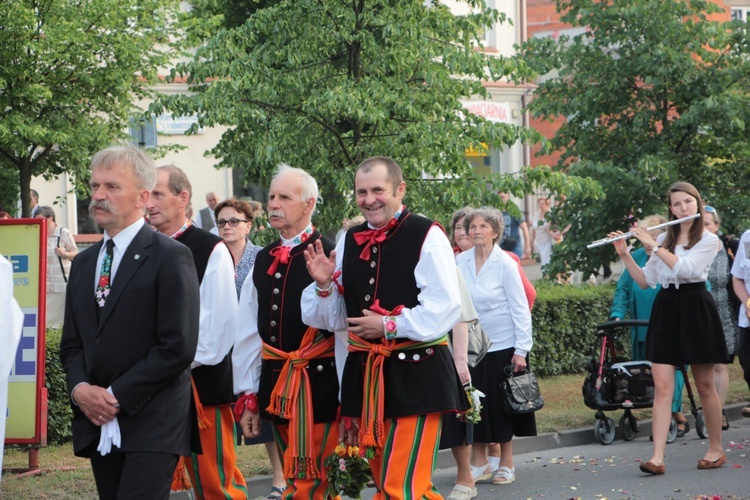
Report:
456,207,535,487
35,206,78,328
610,182,728,475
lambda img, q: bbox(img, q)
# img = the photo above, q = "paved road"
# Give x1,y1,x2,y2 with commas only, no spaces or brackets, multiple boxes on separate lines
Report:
245,413,750,499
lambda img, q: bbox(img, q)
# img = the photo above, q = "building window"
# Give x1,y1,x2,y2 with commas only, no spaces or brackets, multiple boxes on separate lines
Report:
732,7,750,21
128,117,157,148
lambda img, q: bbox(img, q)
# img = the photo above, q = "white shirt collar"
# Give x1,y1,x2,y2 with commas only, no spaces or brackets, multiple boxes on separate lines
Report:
102,218,145,255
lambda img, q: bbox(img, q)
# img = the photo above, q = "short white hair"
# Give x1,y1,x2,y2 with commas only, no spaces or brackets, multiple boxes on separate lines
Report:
272,164,319,204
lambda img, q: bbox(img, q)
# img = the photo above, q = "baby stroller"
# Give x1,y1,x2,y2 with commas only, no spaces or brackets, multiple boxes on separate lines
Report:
581,319,708,445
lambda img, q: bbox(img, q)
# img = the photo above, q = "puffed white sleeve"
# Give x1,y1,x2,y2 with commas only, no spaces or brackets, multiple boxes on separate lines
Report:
232,266,262,395
192,243,238,368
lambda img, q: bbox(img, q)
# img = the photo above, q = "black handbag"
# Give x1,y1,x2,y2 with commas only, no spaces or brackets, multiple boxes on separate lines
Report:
502,364,544,414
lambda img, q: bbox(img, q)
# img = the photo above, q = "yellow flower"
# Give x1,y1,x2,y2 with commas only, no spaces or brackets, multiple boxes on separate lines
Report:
334,444,347,457
348,446,360,458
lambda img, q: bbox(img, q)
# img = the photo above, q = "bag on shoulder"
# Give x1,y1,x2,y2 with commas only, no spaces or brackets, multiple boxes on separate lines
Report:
467,319,490,368
502,364,544,414
500,236,518,251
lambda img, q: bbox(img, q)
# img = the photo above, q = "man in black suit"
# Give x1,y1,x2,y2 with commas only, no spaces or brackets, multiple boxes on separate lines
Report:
60,145,200,499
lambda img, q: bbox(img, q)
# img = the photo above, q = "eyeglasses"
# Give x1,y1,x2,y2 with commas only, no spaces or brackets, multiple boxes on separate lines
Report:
704,206,715,213
217,218,248,228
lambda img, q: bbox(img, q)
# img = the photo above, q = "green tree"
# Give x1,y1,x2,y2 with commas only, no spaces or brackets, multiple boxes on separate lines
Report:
0,0,183,217
521,0,750,277
154,0,601,233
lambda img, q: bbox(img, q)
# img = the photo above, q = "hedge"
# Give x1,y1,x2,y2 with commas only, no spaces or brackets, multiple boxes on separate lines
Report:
531,283,625,377
42,283,621,443
45,327,73,445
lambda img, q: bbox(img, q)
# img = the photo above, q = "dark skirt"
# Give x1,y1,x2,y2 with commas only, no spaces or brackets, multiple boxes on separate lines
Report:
469,348,537,444
439,411,473,450
646,282,729,365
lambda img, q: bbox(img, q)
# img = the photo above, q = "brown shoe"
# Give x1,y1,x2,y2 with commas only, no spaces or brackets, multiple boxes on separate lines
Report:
697,454,727,470
639,461,665,475
742,406,750,418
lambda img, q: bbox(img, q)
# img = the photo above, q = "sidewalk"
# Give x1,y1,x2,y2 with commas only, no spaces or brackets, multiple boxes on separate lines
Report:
240,403,748,498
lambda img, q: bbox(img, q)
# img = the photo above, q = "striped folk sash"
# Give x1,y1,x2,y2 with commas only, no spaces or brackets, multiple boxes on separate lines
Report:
262,327,334,479
347,332,449,459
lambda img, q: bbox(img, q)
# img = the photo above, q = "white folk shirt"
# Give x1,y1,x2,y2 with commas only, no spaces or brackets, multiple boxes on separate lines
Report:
193,243,237,368
643,230,719,289
731,229,750,328
300,225,461,387
456,245,532,357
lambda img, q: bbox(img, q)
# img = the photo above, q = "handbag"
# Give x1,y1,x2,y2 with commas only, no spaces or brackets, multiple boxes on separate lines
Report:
466,319,490,368
502,364,544,414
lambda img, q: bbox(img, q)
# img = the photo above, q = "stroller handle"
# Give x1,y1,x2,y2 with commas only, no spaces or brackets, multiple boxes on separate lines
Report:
595,319,649,332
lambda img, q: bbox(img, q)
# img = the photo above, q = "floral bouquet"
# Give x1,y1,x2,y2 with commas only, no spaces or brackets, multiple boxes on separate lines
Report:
457,383,484,425
324,443,373,499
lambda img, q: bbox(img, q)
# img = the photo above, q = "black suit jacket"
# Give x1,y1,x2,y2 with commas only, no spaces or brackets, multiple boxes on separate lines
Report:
60,223,200,457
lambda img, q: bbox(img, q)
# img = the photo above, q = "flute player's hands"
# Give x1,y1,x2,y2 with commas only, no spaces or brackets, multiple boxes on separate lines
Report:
629,225,657,249
608,231,630,256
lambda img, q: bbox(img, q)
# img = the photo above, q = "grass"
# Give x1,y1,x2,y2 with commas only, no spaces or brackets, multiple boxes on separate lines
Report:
2,361,747,498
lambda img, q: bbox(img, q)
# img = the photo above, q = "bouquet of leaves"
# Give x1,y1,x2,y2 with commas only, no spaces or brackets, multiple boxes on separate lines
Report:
324,443,373,499
457,383,484,425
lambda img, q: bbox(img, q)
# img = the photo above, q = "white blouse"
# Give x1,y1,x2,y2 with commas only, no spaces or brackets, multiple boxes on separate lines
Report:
643,230,719,289
731,229,750,328
455,245,532,357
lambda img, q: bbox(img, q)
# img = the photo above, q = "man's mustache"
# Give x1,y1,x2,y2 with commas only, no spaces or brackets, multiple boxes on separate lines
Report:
89,200,116,216
268,210,284,218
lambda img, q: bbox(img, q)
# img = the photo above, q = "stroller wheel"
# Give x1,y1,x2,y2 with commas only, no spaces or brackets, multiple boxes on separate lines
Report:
695,410,708,439
620,413,637,441
666,417,678,443
594,416,616,445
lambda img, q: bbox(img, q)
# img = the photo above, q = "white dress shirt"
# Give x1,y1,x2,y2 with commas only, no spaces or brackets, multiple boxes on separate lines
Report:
95,218,146,290
731,229,750,328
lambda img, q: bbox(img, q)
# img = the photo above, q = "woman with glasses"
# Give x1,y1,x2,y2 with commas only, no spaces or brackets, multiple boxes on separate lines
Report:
703,206,740,430
214,198,286,498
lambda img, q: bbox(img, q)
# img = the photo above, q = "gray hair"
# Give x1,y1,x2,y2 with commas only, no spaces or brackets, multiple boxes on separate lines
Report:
157,165,193,201
91,144,156,192
272,164,319,204
35,205,56,221
464,206,505,245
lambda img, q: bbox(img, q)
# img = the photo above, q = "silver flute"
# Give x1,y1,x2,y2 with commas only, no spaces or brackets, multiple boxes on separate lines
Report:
587,214,701,249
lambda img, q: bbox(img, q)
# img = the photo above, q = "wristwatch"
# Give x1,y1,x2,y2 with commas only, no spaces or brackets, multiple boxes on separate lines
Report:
652,245,661,254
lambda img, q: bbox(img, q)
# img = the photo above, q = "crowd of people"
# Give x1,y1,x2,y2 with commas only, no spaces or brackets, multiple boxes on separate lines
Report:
2,144,747,499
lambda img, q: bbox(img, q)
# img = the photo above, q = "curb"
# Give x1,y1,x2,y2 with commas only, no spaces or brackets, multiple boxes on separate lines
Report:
234,402,748,497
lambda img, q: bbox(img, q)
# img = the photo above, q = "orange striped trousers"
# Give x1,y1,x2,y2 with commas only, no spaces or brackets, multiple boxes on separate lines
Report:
185,404,247,500
370,412,444,500
274,420,340,499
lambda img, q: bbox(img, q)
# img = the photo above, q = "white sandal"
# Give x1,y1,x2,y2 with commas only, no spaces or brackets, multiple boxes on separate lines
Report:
446,483,477,500
493,466,515,485
469,462,492,482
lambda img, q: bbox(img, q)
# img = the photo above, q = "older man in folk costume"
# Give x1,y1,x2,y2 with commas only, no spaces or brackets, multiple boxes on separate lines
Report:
147,165,245,499
233,164,340,498
303,156,466,499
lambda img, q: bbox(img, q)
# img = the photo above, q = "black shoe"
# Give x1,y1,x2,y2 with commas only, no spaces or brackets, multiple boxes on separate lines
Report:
721,410,729,430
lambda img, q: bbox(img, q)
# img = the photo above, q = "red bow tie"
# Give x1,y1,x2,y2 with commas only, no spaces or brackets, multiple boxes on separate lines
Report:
267,245,291,276
353,218,398,260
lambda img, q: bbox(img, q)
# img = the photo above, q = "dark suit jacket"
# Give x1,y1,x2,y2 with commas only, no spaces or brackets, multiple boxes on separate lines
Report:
60,223,200,457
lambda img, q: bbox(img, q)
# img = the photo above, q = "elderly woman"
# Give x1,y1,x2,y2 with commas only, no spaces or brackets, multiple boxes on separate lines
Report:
34,206,78,327
456,207,535,486
703,206,740,430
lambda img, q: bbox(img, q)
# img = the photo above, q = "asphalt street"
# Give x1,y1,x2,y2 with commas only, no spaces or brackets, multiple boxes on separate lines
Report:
244,410,750,499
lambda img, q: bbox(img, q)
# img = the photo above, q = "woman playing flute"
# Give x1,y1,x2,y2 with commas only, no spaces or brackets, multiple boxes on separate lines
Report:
608,181,728,475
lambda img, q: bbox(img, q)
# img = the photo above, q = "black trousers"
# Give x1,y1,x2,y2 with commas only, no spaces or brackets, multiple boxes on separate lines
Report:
88,444,179,500
739,327,750,391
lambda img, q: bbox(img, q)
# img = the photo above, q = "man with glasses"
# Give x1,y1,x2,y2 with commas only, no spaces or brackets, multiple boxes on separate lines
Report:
147,165,246,499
